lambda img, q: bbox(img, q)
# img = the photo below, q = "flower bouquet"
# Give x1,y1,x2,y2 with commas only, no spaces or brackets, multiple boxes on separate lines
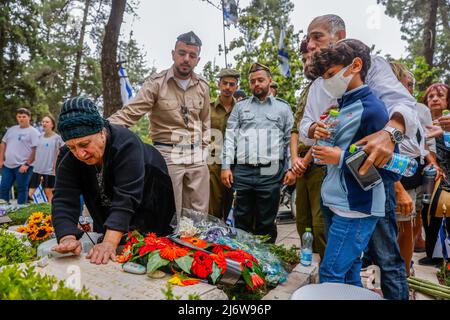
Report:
16,212,54,242
173,210,288,286
117,231,266,291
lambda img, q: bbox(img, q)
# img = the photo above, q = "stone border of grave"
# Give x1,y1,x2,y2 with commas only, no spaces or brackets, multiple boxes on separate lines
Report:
262,253,320,300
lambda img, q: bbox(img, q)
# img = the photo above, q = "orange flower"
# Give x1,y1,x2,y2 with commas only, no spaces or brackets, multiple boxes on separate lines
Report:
29,212,44,224
117,244,132,263
181,237,208,249
16,226,28,233
249,272,265,290
169,274,201,286
159,245,190,261
44,215,52,226
212,251,227,274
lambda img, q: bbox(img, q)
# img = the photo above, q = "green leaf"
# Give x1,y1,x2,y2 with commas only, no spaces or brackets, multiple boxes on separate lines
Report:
146,250,170,274
174,255,193,274
210,262,221,284
242,267,252,288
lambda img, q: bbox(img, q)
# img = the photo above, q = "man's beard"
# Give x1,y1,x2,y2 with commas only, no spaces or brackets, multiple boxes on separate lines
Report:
175,65,193,77
252,86,269,99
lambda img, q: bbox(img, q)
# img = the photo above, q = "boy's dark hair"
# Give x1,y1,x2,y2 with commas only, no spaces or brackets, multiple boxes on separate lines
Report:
312,39,371,82
16,108,31,117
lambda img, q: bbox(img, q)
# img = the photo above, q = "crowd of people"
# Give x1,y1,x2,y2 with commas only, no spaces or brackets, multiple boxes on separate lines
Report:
0,14,449,300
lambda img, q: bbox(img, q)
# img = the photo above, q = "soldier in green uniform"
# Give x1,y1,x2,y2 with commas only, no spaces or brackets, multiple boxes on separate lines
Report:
269,81,279,97
221,63,294,243
208,68,240,220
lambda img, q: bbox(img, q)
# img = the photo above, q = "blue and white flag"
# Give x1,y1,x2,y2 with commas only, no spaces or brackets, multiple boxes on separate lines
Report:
119,64,134,106
433,216,450,259
32,185,48,204
223,0,238,26
278,25,290,77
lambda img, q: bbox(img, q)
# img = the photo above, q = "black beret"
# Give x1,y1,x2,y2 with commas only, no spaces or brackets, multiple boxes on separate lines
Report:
177,31,202,47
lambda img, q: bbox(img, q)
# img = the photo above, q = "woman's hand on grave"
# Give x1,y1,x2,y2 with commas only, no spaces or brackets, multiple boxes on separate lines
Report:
52,235,82,255
86,241,117,265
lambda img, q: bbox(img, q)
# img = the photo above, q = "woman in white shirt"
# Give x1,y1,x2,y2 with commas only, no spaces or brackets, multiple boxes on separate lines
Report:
28,115,63,203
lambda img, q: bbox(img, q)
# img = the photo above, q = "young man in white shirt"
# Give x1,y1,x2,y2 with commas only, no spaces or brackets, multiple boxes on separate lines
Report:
0,108,40,204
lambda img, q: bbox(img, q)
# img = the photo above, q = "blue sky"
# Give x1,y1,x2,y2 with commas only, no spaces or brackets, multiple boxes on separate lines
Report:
121,0,409,72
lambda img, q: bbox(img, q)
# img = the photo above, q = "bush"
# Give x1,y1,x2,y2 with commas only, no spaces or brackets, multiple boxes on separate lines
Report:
0,228,36,267
7,203,51,225
0,264,94,300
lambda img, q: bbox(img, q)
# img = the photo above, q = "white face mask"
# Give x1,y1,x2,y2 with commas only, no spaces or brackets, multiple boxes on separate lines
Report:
322,64,354,99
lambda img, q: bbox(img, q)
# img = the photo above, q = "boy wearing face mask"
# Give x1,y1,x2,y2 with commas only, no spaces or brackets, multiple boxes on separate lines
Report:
310,39,401,287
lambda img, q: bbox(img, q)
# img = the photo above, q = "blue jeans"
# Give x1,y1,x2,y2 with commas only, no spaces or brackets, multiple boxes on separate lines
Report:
320,214,379,286
0,166,33,204
366,181,409,300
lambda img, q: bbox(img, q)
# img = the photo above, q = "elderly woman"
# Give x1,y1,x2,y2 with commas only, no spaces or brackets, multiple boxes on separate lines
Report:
419,83,450,265
52,97,175,264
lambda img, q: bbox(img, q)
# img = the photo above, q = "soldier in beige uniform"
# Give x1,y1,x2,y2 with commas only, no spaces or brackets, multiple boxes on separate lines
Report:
108,31,211,219
208,68,240,220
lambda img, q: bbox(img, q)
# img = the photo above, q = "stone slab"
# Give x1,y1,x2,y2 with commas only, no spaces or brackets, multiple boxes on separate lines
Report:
33,254,228,300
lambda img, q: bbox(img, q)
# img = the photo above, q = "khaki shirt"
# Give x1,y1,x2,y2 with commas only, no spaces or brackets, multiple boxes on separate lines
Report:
209,97,236,158
291,82,312,154
108,66,211,147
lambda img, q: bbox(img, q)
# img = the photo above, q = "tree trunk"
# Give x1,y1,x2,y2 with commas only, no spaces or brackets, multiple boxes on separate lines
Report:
422,0,438,68
70,0,91,97
101,0,126,117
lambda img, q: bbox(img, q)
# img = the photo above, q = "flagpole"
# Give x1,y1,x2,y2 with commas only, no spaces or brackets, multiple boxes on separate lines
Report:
221,0,228,68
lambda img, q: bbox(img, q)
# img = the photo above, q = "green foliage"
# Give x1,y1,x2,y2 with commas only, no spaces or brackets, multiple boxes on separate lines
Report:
0,264,94,300
203,61,220,101
161,283,201,300
6,203,51,226
406,56,441,100
222,283,268,300
219,0,304,108
130,115,152,144
378,0,450,85
268,244,300,272
0,228,36,267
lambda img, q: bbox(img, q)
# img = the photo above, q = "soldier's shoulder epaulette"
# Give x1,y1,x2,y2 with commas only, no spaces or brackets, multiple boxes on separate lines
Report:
196,74,209,85
235,97,250,105
147,70,167,81
275,97,290,106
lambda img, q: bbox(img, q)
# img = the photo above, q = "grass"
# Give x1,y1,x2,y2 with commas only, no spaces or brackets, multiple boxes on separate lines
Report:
7,203,51,225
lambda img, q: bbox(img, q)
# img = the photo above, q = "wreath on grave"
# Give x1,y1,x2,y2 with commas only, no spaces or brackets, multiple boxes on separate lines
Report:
117,231,266,291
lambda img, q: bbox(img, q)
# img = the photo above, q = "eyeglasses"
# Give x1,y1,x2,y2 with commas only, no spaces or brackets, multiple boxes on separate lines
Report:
181,105,189,126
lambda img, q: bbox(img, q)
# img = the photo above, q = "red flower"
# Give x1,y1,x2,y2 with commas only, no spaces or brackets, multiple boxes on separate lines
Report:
159,245,190,261
249,272,265,290
447,262,450,272
181,237,208,249
138,234,172,256
211,244,232,254
225,249,258,264
191,251,213,279
212,251,227,274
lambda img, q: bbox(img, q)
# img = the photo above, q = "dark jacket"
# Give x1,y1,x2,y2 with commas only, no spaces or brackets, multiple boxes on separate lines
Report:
52,123,175,242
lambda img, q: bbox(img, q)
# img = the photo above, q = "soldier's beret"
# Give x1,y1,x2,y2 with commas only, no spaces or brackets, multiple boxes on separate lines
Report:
270,81,279,89
248,62,271,75
217,68,240,79
177,31,202,47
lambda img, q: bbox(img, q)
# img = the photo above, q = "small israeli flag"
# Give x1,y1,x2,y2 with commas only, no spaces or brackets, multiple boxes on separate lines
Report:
119,64,134,106
432,215,449,259
32,185,48,204
278,25,290,77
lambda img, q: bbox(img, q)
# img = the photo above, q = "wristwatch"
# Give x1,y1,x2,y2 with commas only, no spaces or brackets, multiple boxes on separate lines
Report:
383,126,404,144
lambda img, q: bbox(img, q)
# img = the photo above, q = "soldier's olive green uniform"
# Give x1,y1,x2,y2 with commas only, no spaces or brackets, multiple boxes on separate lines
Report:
208,97,236,219
208,68,240,220
292,82,326,259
